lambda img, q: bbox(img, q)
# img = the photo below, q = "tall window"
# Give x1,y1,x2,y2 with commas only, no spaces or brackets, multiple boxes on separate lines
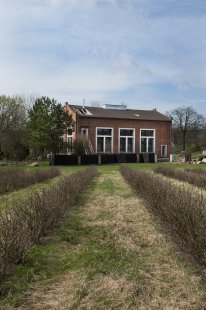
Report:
66,134,73,153
119,129,135,153
161,145,167,157
96,128,113,153
67,127,73,153
140,129,155,153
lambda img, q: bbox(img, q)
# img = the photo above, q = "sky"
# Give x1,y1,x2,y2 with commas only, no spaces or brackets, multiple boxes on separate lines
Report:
0,0,206,115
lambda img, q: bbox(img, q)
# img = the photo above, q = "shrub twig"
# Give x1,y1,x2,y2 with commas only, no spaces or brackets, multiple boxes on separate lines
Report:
0,168,61,194
154,166,206,189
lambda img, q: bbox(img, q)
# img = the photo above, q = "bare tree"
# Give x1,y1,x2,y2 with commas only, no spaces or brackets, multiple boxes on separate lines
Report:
15,93,40,111
0,95,27,159
167,106,205,151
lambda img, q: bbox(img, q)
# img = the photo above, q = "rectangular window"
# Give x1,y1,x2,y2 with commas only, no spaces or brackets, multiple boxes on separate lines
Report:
141,137,146,152
66,126,74,153
119,128,135,153
96,127,113,153
141,130,154,137
81,127,88,138
140,129,155,153
97,128,112,136
127,138,133,153
97,137,104,153
67,134,73,153
161,145,167,157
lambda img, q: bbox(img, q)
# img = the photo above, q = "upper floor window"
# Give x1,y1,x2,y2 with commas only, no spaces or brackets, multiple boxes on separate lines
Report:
81,127,88,138
140,129,155,153
119,128,135,153
96,127,113,153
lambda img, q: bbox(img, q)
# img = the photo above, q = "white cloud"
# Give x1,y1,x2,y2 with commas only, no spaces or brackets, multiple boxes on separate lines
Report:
0,0,206,115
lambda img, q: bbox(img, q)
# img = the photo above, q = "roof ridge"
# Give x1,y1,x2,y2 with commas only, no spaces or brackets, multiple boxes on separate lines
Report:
66,103,170,121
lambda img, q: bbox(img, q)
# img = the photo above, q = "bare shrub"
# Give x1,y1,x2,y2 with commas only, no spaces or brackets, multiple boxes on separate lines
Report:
154,165,206,189
120,165,206,267
184,168,206,175
0,167,96,287
0,168,61,194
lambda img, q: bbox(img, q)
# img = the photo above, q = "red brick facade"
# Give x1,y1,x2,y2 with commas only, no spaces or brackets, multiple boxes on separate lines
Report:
65,103,171,161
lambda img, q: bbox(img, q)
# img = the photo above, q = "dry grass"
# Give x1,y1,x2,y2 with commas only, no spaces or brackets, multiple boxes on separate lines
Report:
3,170,206,309
80,173,206,309
16,271,87,310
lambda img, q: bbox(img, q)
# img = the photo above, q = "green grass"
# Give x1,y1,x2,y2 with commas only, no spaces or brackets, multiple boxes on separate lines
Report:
0,171,121,306
1,162,206,308
0,161,204,212
0,165,87,211
0,176,59,210
0,182,141,307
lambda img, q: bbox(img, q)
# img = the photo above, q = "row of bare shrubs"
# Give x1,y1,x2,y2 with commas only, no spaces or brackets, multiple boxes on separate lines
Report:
120,166,206,267
0,167,96,287
0,168,61,194
154,165,206,189
185,168,206,175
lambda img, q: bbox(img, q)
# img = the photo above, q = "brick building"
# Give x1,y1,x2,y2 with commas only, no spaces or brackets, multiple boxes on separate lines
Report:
64,103,172,161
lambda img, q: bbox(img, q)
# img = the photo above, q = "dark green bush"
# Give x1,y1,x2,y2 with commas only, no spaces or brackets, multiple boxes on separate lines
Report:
120,166,206,267
0,167,96,286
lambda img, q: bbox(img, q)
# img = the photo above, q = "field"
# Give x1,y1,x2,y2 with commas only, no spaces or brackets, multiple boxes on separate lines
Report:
1,162,206,309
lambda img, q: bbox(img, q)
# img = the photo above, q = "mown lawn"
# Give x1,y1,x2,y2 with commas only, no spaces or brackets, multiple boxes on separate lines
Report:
1,163,206,309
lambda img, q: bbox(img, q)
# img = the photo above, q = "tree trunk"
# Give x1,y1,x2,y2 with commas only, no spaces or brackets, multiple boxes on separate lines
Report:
183,131,186,151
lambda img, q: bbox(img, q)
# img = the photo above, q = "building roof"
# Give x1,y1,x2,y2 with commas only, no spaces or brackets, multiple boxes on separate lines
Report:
67,104,171,122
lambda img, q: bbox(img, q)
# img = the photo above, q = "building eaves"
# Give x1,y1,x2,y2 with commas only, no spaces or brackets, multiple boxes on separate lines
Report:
68,104,171,122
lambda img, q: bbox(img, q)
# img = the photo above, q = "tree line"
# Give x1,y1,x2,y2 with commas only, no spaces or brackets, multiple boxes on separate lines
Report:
0,94,205,161
0,95,74,160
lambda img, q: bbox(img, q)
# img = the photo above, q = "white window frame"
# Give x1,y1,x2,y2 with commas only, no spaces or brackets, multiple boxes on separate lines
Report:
140,128,156,153
118,128,135,153
161,144,167,157
96,127,113,153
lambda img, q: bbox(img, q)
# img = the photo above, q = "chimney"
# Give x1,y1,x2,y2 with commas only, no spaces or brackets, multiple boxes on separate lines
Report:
64,102,69,111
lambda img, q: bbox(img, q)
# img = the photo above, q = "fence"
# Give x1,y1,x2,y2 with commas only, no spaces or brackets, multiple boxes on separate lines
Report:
52,153,156,165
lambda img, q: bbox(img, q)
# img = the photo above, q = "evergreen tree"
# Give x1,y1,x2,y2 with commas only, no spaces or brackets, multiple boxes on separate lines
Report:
27,97,74,155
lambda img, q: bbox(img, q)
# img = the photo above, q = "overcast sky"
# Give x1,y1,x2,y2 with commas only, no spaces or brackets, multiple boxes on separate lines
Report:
1,0,206,115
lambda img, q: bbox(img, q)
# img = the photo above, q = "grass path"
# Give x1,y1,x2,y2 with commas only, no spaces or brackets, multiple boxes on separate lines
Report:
2,169,206,309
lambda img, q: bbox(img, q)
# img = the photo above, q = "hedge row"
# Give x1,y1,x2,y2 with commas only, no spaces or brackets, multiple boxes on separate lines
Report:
154,166,206,189
184,168,206,175
0,167,96,287
0,168,61,194
120,166,206,267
